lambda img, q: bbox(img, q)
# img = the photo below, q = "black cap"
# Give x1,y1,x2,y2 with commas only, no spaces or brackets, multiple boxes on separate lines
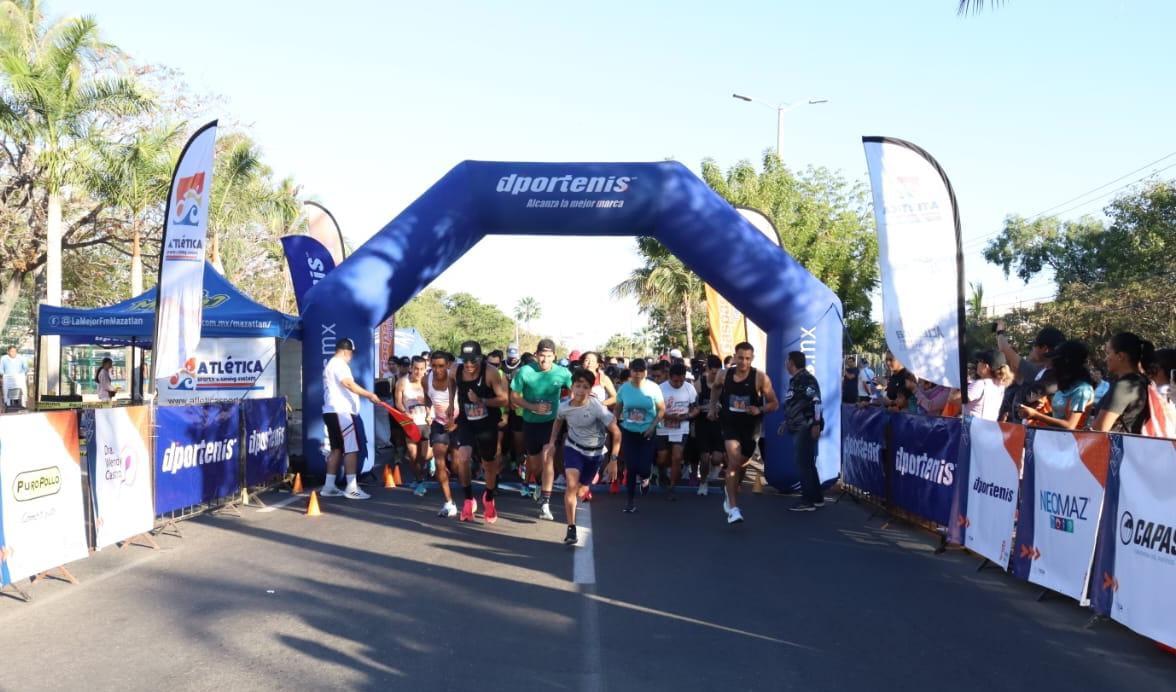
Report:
1043,339,1089,366
536,338,556,354
630,358,648,371
460,340,482,361
1033,326,1065,350
973,349,1007,369
336,338,355,352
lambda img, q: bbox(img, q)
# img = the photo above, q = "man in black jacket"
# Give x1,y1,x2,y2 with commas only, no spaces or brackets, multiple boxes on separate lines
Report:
779,351,824,512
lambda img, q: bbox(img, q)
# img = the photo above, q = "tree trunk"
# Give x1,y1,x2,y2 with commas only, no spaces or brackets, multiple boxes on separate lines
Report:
684,295,695,358
131,223,143,295
0,271,25,340
43,193,62,394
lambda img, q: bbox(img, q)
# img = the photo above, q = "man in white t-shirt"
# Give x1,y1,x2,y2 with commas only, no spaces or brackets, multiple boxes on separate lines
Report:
1,345,27,407
854,357,876,402
656,362,698,499
321,338,382,500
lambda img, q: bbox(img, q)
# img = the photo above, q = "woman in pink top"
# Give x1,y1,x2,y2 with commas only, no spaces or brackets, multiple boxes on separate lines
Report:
963,350,1012,421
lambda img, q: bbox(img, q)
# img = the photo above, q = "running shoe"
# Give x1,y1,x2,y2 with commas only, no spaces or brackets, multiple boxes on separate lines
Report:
519,482,532,498
438,501,458,518
483,492,498,524
531,484,543,502
697,481,709,497
722,488,731,514
460,499,475,522
623,503,637,514
639,478,651,496
788,502,817,512
727,507,744,524
319,484,343,498
413,482,428,497
428,458,437,477
582,489,593,503
609,477,620,494
344,486,371,500
814,499,826,508
539,502,554,521
564,525,578,545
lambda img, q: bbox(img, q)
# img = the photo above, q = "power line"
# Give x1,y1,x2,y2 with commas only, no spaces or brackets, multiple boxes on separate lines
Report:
1027,150,1176,219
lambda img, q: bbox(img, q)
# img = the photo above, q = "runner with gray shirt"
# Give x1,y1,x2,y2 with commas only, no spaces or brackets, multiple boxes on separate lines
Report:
549,369,621,545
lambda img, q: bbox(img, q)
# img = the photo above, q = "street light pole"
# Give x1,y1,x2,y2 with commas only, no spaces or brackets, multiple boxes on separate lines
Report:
732,94,829,162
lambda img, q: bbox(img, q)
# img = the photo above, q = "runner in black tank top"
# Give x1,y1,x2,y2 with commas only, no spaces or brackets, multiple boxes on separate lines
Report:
707,342,779,524
453,341,510,523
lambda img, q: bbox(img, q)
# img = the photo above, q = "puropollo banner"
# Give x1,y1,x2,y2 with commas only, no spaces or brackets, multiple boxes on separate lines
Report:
1011,428,1110,603
1090,435,1176,648
0,411,88,585
88,406,154,549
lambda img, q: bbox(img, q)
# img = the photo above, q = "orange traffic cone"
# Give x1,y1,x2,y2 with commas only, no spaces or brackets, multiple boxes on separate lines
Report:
392,465,403,486
292,473,304,494
306,491,322,516
383,465,396,489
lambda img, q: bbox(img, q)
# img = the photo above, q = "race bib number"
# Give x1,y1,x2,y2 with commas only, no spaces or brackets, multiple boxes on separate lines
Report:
626,408,647,424
464,402,487,421
664,418,681,429
729,395,751,413
535,401,552,415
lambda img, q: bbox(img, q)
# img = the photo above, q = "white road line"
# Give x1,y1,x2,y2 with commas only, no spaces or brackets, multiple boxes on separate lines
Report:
257,494,304,514
573,504,596,585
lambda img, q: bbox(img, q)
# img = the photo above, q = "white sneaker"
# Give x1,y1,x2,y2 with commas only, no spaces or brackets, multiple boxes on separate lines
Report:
697,481,709,497
438,501,458,518
727,507,744,524
539,502,554,521
722,488,731,514
344,486,370,500
319,484,343,497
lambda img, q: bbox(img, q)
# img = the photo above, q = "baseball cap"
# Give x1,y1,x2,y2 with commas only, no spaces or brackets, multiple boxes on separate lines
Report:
1033,326,1065,350
507,343,520,360
336,338,355,352
460,340,482,361
973,350,1007,369
669,348,683,359
536,338,556,354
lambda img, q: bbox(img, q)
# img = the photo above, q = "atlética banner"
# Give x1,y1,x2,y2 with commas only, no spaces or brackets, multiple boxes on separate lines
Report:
950,418,1024,567
155,402,241,514
1090,436,1176,648
281,234,336,314
88,407,154,549
862,137,965,389
1011,428,1110,603
0,412,88,585
841,404,887,498
243,397,288,486
153,120,218,391
888,413,964,526
155,337,276,405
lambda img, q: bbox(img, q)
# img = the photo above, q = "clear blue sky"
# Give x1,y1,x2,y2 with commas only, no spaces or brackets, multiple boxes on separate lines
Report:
58,0,1176,348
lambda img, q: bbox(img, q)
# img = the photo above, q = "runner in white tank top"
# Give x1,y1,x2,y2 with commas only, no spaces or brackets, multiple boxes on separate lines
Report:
425,351,459,516
395,355,433,495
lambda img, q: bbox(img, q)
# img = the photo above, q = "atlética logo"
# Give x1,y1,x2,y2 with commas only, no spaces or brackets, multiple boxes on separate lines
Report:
167,357,199,391
173,172,206,227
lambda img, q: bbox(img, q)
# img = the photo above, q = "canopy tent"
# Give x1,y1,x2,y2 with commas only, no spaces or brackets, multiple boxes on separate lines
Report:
38,262,301,348
394,327,430,358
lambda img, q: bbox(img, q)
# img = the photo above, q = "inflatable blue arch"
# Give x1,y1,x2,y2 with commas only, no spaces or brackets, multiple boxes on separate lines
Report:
302,161,843,490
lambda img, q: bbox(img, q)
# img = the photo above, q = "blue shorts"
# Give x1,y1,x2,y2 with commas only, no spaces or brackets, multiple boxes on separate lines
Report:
563,445,602,480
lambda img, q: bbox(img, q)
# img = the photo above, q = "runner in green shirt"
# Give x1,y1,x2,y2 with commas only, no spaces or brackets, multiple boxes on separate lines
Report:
510,338,572,520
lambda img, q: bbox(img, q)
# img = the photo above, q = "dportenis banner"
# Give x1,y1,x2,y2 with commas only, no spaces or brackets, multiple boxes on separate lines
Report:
887,413,963,527
840,404,887,498
949,418,1024,568
154,402,241,515
1011,428,1110,603
243,397,288,487
0,411,88,585
88,406,154,549
1090,435,1176,648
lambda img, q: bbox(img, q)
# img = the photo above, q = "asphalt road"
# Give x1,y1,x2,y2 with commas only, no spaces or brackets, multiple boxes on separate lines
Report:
1,482,1174,692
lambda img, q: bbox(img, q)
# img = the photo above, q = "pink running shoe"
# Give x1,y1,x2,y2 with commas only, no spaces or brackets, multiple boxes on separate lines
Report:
483,492,498,524
460,499,475,522
582,489,593,503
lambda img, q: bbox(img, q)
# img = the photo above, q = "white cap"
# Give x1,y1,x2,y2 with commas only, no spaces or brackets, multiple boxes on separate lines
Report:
685,371,695,381
669,348,683,359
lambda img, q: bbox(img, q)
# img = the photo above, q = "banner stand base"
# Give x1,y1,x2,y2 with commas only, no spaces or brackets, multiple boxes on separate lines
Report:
1083,614,1106,631
933,534,948,555
118,533,160,551
244,488,269,508
0,582,32,602
1035,588,1051,603
975,558,992,573
213,500,243,519
154,518,184,540
32,565,78,586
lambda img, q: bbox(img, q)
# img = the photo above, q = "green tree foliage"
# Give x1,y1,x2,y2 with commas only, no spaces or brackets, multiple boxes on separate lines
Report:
400,288,551,356
612,238,706,356
701,154,881,349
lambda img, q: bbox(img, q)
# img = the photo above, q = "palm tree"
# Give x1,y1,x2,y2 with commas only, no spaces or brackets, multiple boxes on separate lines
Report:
967,282,985,321
957,0,1003,14
613,241,703,357
0,2,149,388
513,296,541,342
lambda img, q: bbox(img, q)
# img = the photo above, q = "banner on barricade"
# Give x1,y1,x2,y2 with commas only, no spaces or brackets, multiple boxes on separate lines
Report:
949,418,1024,567
155,402,241,515
888,413,963,527
89,407,154,549
244,397,288,487
155,337,277,405
1012,428,1109,602
1090,436,1176,648
841,405,887,498
0,412,88,585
